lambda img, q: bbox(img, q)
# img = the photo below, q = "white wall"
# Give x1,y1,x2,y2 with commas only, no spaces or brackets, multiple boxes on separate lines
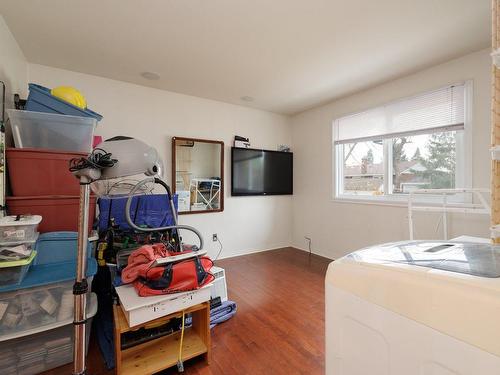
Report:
0,15,27,111
291,49,491,259
19,42,492,261
28,63,293,259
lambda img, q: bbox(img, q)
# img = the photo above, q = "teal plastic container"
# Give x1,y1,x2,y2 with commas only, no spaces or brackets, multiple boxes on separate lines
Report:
34,231,94,265
0,231,97,293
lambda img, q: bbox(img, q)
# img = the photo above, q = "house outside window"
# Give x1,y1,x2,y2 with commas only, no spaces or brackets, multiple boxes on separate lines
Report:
333,82,472,203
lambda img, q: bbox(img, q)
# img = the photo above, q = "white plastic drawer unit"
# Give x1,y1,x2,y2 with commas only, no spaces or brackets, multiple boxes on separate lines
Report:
116,283,212,327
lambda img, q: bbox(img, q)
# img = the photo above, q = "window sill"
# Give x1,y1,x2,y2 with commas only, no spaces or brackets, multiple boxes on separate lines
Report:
333,194,471,207
333,196,409,207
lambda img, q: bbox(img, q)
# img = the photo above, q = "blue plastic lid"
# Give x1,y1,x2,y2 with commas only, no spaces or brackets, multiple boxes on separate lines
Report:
27,83,103,122
37,231,78,241
0,258,97,293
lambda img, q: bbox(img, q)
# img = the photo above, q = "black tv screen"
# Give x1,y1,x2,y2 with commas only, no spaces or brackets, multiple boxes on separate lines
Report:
231,147,293,196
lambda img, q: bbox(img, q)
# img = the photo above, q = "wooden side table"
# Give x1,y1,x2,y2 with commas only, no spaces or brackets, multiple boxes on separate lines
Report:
113,301,211,375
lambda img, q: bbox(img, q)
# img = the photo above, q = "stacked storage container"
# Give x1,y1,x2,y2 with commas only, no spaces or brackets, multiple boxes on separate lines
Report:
0,215,41,287
0,84,102,373
0,232,98,374
5,83,102,233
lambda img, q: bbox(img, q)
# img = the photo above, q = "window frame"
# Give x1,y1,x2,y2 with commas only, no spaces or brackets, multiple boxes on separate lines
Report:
332,81,473,205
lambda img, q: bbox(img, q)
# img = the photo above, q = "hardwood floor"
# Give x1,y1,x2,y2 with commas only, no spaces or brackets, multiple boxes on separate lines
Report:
40,247,331,375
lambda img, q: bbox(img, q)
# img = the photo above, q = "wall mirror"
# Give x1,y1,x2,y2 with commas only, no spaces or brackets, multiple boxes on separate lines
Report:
172,137,224,214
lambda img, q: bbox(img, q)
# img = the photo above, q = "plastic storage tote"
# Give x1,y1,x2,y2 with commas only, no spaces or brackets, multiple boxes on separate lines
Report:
0,256,97,294
0,229,97,294
7,109,97,153
0,277,93,336
0,251,36,287
25,83,103,121
0,228,98,374
0,215,41,243
0,293,97,375
0,234,38,262
6,196,96,234
6,148,87,196
34,232,93,265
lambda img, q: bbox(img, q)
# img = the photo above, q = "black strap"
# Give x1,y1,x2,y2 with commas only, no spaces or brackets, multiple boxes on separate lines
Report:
141,263,173,290
73,279,88,295
194,257,207,285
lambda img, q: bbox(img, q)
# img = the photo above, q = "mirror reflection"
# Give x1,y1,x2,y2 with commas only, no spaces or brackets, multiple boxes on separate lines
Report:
172,137,224,214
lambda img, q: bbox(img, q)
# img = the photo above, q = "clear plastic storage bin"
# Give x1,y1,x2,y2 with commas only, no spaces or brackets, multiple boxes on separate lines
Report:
0,251,36,287
6,109,96,153
0,293,96,375
0,277,93,336
0,216,41,243
0,234,38,261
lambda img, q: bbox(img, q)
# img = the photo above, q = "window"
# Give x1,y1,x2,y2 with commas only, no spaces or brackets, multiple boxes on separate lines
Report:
333,82,471,202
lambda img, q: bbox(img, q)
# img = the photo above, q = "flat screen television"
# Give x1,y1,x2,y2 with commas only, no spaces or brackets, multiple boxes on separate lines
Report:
231,147,293,196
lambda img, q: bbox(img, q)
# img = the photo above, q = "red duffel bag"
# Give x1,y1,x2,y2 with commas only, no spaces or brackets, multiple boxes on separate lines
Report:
122,243,215,297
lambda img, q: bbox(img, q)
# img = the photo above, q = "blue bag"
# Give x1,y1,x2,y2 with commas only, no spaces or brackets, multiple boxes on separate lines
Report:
97,194,178,232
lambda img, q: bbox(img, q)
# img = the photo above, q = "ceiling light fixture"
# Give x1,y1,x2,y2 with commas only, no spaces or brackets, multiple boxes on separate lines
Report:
240,96,254,102
141,72,160,80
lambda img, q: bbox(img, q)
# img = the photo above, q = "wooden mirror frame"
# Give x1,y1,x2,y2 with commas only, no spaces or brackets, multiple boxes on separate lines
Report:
172,136,224,215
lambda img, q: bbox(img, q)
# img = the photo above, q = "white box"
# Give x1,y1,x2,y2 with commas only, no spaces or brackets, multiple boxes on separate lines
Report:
176,190,191,211
210,266,228,302
234,140,250,148
115,284,212,327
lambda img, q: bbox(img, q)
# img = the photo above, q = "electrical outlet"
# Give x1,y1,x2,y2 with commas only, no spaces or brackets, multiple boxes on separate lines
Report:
212,233,218,242
304,236,312,254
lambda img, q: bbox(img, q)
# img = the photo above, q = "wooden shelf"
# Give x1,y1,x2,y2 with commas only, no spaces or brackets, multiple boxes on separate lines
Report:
121,328,207,375
114,302,210,374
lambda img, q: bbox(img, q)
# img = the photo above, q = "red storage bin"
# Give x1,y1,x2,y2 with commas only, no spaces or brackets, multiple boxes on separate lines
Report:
6,196,96,233
6,148,87,196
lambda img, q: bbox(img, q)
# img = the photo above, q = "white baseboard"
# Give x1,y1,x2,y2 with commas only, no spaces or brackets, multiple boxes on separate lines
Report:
217,244,335,261
216,244,292,260
291,244,335,260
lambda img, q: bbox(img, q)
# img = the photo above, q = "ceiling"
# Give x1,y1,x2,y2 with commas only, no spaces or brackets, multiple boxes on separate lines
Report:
0,0,491,115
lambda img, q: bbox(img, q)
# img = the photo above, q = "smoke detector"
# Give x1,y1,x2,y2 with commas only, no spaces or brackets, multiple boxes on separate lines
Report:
141,72,160,80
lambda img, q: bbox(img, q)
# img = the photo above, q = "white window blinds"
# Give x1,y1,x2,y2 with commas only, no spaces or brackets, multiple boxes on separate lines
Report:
334,84,465,144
